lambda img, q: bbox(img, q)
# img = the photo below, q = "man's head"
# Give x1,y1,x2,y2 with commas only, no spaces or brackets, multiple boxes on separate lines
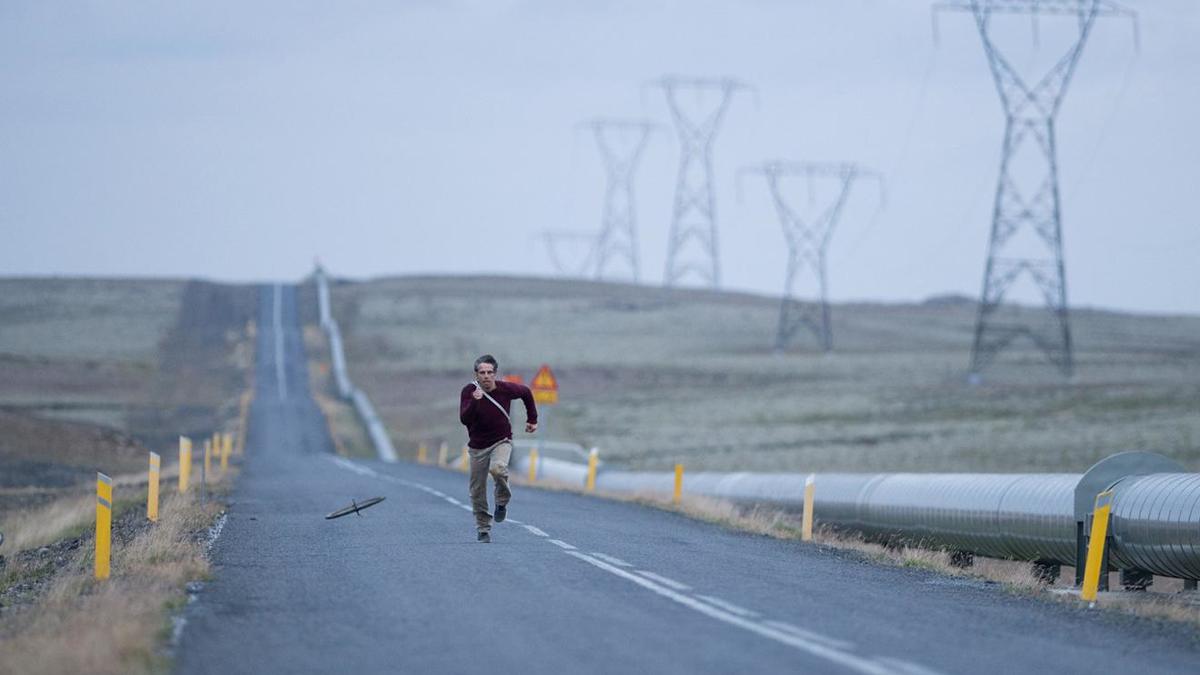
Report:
474,354,498,391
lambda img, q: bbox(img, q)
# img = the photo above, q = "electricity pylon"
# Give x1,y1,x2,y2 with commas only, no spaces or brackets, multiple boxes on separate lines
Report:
935,0,1137,377
740,162,884,352
540,230,597,278
653,76,748,289
582,119,656,282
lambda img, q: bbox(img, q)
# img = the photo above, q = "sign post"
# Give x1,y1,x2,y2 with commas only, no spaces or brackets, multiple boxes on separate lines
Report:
1081,490,1115,605
148,452,160,522
179,436,192,493
95,473,112,580
530,365,559,470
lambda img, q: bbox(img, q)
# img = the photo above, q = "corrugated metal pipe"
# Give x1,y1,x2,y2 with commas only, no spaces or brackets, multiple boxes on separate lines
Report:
313,266,396,462
509,447,1199,582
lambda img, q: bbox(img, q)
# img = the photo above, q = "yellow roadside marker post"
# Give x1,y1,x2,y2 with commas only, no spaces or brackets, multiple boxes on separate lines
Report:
437,442,449,467
201,439,211,504
802,474,816,542
528,448,539,483
223,433,233,466
179,436,192,493
236,392,251,455
1081,490,1115,605
460,446,469,473
586,448,598,492
417,443,428,464
673,464,684,505
95,473,112,580
220,435,230,474
148,452,160,522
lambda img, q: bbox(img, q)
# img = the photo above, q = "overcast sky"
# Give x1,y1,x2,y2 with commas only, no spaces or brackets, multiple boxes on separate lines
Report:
2,1,1197,314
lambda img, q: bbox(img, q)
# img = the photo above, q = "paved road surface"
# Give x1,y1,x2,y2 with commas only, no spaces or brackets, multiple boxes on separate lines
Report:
175,284,1200,674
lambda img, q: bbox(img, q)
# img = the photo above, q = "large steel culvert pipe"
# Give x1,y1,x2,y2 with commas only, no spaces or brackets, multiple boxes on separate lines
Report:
509,447,1200,579
1108,473,1200,581
592,469,1083,565
813,473,1079,564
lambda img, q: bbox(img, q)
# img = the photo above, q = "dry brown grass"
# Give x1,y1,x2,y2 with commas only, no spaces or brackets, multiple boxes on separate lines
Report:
0,467,182,554
1,492,95,554
0,483,228,675
1096,591,1200,624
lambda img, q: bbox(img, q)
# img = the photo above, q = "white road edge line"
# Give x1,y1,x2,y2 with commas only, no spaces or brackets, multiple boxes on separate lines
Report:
548,539,577,550
761,620,854,651
273,283,288,401
589,552,633,567
695,594,759,618
564,552,906,675
634,570,690,591
873,657,947,675
523,525,549,537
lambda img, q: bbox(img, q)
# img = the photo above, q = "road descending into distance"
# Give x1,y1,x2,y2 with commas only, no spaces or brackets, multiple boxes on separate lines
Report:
175,284,1200,674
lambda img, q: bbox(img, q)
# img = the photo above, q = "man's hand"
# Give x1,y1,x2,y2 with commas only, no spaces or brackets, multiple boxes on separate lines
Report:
472,387,483,400
525,422,538,433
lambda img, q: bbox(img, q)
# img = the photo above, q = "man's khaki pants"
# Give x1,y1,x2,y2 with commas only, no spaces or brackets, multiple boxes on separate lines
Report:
469,439,512,533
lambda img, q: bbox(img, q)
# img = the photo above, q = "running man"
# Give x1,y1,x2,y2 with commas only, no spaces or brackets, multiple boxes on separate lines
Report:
459,354,538,542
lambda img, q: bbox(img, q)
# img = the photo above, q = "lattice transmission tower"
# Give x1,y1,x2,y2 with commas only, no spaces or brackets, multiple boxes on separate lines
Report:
539,230,597,278
582,119,656,283
935,0,1137,378
741,162,883,352
653,77,748,288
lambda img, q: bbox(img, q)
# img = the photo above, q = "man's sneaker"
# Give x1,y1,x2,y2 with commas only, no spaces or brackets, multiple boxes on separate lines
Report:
494,504,507,523
477,531,490,543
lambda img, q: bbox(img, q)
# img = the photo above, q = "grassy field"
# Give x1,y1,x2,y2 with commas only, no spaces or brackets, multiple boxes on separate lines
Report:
328,275,1200,473
0,277,254,674
0,278,256,502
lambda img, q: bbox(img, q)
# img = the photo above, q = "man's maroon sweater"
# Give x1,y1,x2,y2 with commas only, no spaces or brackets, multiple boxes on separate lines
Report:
459,380,538,449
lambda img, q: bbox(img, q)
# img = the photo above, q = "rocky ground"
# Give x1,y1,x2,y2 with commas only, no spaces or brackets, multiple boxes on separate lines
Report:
0,504,150,623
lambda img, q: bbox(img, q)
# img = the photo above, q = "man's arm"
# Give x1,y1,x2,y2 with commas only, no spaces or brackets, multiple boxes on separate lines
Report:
517,383,538,433
459,386,479,425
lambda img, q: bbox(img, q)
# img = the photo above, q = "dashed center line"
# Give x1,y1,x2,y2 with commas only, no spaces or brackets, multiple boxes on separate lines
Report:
272,283,288,401
548,539,577,550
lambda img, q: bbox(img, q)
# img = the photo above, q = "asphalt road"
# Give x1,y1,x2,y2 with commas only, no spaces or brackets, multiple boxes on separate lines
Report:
175,284,1200,674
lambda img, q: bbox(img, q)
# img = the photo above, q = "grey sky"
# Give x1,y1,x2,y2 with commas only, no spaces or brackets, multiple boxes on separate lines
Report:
2,1,1197,314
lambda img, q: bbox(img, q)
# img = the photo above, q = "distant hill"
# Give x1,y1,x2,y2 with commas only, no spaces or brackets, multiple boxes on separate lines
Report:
324,274,1200,474
0,278,255,511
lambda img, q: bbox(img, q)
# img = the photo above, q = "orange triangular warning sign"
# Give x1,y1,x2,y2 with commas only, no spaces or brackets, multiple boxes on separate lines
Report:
531,365,557,390
531,364,558,404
